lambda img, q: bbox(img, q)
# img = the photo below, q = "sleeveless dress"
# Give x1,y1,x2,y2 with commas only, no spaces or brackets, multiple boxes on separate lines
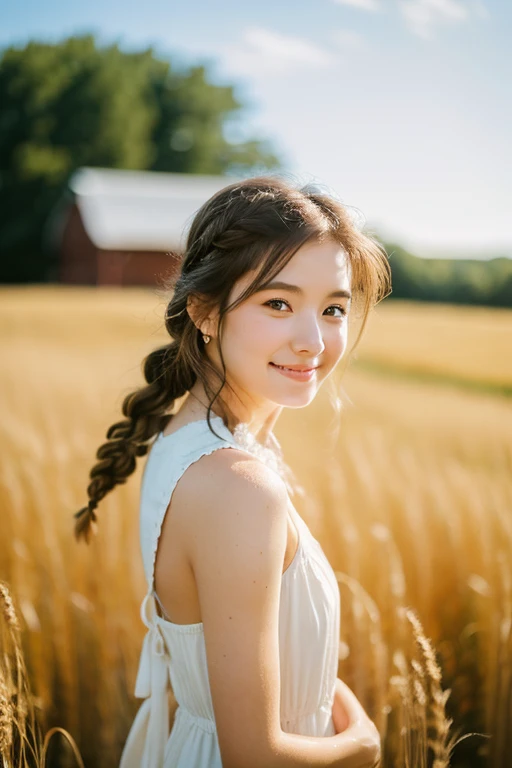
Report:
119,415,340,767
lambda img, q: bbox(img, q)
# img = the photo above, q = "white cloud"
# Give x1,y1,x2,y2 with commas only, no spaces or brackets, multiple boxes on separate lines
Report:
399,0,470,39
331,28,369,50
218,26,338,77
332,0,381,10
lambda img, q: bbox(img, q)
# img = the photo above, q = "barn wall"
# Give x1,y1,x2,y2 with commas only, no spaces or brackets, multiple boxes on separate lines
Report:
96,251,181,286
59,202,182,286
60,204,98,284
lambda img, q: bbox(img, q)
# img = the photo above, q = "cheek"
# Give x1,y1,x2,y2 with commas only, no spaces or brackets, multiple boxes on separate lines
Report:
325,324,348,363
227,310,284,352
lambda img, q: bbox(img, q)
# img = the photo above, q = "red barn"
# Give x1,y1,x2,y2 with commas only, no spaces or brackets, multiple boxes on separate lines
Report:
50,167,236,286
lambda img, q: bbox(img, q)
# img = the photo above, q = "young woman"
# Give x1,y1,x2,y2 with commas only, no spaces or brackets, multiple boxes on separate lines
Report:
75,176,391,768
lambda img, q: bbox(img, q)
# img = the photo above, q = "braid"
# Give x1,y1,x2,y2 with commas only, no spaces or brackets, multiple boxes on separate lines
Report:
74,338,196,543
74,500,99,544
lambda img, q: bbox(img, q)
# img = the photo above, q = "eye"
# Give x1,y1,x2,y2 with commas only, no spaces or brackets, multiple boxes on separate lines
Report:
325,305,347,318
264,298,290,311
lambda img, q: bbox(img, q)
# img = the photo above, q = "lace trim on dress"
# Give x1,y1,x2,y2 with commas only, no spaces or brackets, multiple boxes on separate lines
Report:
230,421,303,498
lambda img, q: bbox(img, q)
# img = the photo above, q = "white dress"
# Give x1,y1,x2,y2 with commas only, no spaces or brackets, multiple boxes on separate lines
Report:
119,415,340,767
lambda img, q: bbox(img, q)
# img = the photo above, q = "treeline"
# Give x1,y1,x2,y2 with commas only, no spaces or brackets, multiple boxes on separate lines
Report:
382,243,512,308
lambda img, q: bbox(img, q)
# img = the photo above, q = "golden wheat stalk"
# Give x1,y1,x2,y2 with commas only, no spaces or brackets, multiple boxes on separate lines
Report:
0,580,85,768
404,607,490,767
41,727,86,768
0,580,38,767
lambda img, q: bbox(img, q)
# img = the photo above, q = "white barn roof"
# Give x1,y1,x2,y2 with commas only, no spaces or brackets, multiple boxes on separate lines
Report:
69,167,237,251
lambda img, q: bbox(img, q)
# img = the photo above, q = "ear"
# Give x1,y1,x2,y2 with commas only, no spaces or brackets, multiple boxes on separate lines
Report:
186,294,218,339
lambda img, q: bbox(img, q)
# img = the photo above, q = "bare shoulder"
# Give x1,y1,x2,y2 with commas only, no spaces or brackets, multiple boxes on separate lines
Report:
169,445,290,600
175,445,289,537
183,444,290,620
158,444,290,586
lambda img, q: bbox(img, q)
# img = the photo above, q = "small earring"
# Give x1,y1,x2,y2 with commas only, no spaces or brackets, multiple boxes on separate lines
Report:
202,334,211,344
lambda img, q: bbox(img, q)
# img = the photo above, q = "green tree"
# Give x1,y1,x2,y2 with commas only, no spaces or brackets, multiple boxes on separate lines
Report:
0,35,282,282
382,241,512,308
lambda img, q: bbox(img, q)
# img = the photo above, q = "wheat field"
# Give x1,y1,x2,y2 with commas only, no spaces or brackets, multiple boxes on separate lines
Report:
0,286,510,767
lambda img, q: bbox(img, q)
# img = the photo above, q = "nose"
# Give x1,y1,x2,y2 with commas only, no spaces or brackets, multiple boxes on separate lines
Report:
290,312,325,357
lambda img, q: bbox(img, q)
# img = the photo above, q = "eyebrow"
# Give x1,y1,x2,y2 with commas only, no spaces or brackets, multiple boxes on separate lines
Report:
254,280,352,300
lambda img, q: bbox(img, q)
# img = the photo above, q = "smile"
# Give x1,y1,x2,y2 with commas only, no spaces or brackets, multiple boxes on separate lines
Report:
269,362,318,381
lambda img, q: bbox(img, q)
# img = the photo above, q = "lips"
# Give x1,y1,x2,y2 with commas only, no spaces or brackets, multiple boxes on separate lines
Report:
269,362,318,372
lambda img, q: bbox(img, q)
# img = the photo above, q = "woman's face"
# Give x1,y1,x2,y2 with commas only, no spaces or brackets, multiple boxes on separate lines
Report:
210,237,352,418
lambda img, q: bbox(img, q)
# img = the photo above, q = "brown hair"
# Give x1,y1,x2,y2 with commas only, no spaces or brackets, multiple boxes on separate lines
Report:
74,174,391,543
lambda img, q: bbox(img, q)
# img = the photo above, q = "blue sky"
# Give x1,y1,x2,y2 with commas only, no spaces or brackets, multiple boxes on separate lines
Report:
2,0,511,257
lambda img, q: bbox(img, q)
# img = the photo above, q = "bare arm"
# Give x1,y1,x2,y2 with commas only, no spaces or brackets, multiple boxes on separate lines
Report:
332,679,352,734
188,448,381,768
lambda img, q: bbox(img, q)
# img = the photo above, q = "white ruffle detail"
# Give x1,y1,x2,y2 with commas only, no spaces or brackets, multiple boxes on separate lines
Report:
230,422,301,497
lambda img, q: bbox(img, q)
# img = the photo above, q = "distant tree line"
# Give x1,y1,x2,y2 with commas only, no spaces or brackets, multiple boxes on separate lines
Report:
382,243,512,308
0,34,510,308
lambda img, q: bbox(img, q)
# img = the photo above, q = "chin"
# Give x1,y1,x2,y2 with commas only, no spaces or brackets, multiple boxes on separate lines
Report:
274,391,317,408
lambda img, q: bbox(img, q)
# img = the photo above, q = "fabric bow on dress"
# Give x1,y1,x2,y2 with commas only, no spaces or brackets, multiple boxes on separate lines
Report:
120,590,170,768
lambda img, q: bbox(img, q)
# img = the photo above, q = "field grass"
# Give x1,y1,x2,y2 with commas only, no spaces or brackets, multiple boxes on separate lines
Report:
0,286,510,767
353,299,512,393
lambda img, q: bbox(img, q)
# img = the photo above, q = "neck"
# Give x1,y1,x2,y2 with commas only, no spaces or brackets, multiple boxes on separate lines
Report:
184,385,282,447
